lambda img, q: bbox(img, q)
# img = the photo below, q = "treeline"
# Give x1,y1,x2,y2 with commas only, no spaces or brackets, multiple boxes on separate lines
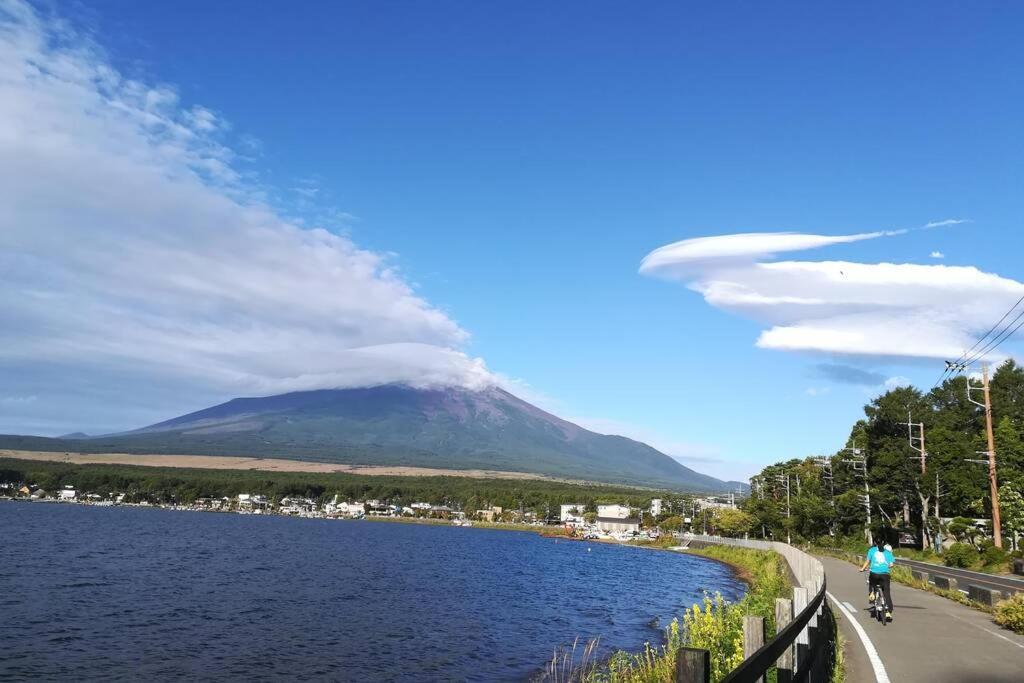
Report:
742,360,1024,550
0,458,680,515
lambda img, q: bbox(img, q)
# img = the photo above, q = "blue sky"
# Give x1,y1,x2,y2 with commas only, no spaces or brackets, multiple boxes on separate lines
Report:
2,1,1023,479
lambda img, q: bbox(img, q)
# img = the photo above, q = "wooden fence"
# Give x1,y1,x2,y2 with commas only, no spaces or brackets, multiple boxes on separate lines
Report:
675,535,836,683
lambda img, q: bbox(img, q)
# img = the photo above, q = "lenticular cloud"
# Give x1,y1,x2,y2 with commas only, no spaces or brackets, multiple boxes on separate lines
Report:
640,231,1024,359
0,0,493,430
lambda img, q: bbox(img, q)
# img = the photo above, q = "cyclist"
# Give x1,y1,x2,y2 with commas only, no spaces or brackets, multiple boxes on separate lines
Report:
860,536,894,621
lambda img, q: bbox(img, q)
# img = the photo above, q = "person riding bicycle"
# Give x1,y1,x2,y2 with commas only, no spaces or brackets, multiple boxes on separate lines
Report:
860,536,894,621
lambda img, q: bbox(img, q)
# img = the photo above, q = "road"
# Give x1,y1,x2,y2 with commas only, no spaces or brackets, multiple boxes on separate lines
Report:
818,555,1024,683
896,557,1024,597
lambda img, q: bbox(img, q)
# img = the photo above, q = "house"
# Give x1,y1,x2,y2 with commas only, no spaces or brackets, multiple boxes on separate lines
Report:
30,489,48,499
237,493,270,511
58,487,77,501
699,497,735,510
337,502,365,518
650,499,663,517
280,496,317,514
429,505,454,518
18,485,31,496
476,506,503,522
365,500,389,516
560,504,586,525
596,516,641,534
410,502,432,513
597,504,631,520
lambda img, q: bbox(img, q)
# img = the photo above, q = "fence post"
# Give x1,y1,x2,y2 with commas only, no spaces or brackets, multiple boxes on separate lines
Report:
675,647,710,683
792,586,809,673
774,597,794,683
742,616,766,683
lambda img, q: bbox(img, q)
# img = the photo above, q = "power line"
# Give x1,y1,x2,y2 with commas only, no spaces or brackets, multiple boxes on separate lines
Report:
961,308,1024,367
932,292,1024,388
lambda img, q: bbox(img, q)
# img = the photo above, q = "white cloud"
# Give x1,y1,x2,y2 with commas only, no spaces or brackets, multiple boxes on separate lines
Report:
0,395,37,404
0,1,495,431
883,376,911,390
925,218,970,228
640,230,899,277
930,251,945,259
804,387,830,397
641,230,1024,359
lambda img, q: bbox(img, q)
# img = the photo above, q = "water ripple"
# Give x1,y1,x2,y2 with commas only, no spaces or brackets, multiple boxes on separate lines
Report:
0,501,744,681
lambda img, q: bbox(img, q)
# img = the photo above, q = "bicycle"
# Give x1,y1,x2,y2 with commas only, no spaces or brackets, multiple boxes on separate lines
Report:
870,584,888,624
862,569,891,625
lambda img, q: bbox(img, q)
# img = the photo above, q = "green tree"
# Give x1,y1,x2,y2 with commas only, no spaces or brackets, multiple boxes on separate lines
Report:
998,481,1024,552
659,515,683,532
712,508,755,538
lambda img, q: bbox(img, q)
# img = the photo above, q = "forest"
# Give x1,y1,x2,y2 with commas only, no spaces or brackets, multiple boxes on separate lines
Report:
0,457,684,519
741,360,1024,555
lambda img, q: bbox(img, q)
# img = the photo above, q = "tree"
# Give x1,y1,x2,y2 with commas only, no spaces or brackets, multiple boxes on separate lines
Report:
712,508,755,538
999,482,1024,552
659,515,683,532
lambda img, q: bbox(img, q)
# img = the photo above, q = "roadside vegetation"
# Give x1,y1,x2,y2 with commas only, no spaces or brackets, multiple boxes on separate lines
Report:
740,361,1024,562
993,593,1024,634
541,546,790,683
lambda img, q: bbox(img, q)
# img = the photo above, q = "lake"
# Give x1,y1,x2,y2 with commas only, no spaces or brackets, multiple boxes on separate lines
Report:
0,502,744,681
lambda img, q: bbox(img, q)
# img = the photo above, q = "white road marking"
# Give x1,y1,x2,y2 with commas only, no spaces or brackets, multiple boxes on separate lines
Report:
843,601,857,612
947,611,1024,650
828,591,891,683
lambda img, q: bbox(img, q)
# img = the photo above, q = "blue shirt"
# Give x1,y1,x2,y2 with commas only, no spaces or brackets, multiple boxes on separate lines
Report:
866,546,894,574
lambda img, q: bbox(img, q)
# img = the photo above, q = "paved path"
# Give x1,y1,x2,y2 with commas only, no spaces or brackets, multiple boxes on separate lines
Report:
818,555,1024,683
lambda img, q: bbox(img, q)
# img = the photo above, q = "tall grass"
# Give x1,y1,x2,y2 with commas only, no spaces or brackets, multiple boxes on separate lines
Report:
538,546,789,683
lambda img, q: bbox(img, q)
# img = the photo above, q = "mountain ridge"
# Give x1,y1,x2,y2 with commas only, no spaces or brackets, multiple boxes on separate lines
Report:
1,385,744,492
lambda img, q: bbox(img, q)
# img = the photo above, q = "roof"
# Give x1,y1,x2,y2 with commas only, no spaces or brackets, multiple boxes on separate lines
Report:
596,516,641,525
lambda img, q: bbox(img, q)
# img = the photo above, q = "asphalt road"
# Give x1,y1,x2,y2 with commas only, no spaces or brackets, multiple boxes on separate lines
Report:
897,557,1024,596
819,555,1024,683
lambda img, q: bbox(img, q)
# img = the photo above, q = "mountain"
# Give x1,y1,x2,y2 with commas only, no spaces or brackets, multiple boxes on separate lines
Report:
1,385,740,492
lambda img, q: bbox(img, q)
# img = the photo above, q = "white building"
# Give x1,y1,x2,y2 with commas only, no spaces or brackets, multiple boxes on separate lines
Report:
650,499,663,517
597,504,631,520
237,493,270,511
596,516,641,534
58,487,77,501
560,504,585,524
338,502,365,518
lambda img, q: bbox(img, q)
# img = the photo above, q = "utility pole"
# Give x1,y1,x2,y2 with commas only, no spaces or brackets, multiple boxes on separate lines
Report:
775,473,791,544
813,455,836,535
900,411,931,547
967,364,1003,548
899,411,927,474
842,442,872,544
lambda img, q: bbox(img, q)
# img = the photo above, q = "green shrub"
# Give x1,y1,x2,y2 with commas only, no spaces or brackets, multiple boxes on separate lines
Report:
994,593,1024,634
944,543,977,568
683,594,745,682
981,545,1008,568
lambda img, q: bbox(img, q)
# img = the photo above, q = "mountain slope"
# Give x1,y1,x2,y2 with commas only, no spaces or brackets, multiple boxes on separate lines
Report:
3,386,738,492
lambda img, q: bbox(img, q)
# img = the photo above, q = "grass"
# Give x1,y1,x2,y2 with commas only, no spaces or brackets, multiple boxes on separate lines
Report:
831,617,846,683
538,545,791,683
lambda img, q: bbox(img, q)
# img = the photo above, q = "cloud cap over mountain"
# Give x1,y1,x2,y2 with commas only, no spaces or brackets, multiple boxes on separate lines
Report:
0,1,494,432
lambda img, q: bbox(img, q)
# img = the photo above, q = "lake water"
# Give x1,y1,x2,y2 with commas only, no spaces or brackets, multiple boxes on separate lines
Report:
0,502,744,681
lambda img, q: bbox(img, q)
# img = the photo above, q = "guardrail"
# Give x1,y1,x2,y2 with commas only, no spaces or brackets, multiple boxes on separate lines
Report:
675,535,834,683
